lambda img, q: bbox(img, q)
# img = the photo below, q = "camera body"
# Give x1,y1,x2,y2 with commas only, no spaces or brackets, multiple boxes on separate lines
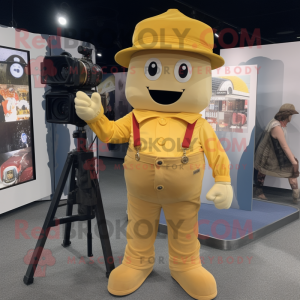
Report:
41,46,103,126
45,87,93,127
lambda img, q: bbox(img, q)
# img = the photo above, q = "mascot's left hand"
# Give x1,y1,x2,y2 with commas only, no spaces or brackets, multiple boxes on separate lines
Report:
206,182,233,209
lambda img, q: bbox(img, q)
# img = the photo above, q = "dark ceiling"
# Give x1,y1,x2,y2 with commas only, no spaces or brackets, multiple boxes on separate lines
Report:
1,0,300,69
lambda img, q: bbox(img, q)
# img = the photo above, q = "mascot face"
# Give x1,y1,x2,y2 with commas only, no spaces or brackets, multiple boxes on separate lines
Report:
125,50,212,113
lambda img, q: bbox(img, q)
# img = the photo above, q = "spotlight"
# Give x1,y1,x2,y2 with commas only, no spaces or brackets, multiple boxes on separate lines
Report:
277,30,294,35
57,15,67,25
97,53,102,57
214,22,223,39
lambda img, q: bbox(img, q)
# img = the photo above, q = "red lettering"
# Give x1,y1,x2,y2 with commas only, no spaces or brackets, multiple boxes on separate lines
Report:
15,29,30,49
15,220,30,239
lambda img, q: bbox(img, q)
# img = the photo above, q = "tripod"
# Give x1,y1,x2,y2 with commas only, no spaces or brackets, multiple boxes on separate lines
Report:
23,128,115,285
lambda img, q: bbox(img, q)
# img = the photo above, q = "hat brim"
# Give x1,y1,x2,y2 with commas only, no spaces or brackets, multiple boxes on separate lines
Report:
278,110,299,115
115,45,225,70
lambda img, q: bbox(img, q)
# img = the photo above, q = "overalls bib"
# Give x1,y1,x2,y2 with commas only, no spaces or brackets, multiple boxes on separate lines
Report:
123,114,205,205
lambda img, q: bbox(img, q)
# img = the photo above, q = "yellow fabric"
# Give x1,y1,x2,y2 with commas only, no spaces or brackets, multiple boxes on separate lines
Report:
110,194,217,299
107,264,153,296
114,9,224,70
88,109,231,182
106,151,221,298
171,266,217,300
123,151,205,205
123,194,202,271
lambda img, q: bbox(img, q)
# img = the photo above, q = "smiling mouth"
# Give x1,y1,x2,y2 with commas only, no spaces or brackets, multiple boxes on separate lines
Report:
147,87,185,105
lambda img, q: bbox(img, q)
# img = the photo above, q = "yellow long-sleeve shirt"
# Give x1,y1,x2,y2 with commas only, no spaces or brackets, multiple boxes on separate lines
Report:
87,109,231,182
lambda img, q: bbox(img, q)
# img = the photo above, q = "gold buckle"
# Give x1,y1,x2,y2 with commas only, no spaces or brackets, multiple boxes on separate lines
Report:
181,147,189,164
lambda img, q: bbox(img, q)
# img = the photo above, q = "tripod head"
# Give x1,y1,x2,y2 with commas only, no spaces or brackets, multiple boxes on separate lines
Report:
73,126,88,152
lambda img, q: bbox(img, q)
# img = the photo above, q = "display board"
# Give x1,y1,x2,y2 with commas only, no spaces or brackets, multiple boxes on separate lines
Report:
0,46,35,191
0,27,97,213
200,65,257,210
221,42,300,190
0,27,52,214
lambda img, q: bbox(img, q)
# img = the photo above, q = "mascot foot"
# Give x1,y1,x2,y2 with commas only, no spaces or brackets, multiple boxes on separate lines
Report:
108,264,153,296
171,266,217,300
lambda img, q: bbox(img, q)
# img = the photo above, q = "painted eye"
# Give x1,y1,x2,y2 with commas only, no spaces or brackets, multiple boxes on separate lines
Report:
174,59,192,83
144,58,162,81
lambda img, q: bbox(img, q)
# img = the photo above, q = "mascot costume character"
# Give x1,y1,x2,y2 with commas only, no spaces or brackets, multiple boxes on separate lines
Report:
75,9,233,300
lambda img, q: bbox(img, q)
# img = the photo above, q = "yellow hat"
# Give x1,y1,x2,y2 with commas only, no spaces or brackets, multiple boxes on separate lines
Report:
115,9,224,70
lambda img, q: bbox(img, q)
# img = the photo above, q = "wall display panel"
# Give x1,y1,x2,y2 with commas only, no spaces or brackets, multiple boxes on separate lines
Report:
0,46,35,191
201,66,257,210
221,42,300,190
0,27,52,214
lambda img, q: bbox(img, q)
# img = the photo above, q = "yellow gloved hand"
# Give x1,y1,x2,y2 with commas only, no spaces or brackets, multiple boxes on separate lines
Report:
75,91,103,122
206,182,233,209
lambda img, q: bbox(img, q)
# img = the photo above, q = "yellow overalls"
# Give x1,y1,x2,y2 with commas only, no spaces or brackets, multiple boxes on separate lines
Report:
87,109,230,272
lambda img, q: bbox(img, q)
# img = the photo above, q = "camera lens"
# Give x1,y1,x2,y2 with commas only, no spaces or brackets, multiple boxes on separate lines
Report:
52,97,69,120
79,60,102,87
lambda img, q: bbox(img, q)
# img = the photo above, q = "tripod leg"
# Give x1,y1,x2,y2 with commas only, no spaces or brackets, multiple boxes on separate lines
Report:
87,219,93,257
62,163,77,247
93,179,115,278
23,152,75,285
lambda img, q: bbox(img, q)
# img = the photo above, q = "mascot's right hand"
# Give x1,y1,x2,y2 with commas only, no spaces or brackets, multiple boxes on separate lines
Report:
75,91,103,122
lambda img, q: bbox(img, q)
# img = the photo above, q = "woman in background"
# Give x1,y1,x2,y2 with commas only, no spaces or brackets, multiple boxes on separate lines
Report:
254,104,299,203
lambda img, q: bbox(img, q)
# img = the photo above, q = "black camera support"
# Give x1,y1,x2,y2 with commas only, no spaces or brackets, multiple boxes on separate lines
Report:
23,128,115,285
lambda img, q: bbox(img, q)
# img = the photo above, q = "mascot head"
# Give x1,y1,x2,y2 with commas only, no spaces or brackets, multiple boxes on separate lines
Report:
115,9,225,113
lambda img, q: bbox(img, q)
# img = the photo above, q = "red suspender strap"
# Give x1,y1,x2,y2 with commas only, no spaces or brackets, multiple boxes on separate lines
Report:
132,113,141,147
182,121,197,148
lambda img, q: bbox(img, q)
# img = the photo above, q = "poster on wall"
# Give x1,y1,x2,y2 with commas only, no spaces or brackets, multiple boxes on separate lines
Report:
97,72,133,158
0,46,35,190
206,76,249,133
200,66,257,211
221,42,300,190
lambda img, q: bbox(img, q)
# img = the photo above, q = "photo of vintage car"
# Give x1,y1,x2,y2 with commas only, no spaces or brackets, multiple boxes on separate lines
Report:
0,147,34,188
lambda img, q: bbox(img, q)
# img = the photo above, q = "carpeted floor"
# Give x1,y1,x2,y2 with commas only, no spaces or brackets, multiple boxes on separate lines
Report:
0,157,299,300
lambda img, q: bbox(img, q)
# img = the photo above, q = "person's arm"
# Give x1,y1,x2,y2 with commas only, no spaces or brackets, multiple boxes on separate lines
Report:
75,91,131,144
87,111,132,144
271,126,297,165
200,119,233,209
199,120,231,182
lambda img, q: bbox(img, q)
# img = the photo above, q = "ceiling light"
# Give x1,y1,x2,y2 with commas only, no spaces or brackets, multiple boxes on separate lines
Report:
277,30,295,35
97,53,102,57
58,16,67,25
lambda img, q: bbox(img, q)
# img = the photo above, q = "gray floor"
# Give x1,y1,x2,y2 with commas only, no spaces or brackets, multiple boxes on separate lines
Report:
1,157,300,300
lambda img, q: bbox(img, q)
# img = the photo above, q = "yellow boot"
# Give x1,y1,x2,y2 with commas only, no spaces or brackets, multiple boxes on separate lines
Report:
171,266,217,300
108,264,153,296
